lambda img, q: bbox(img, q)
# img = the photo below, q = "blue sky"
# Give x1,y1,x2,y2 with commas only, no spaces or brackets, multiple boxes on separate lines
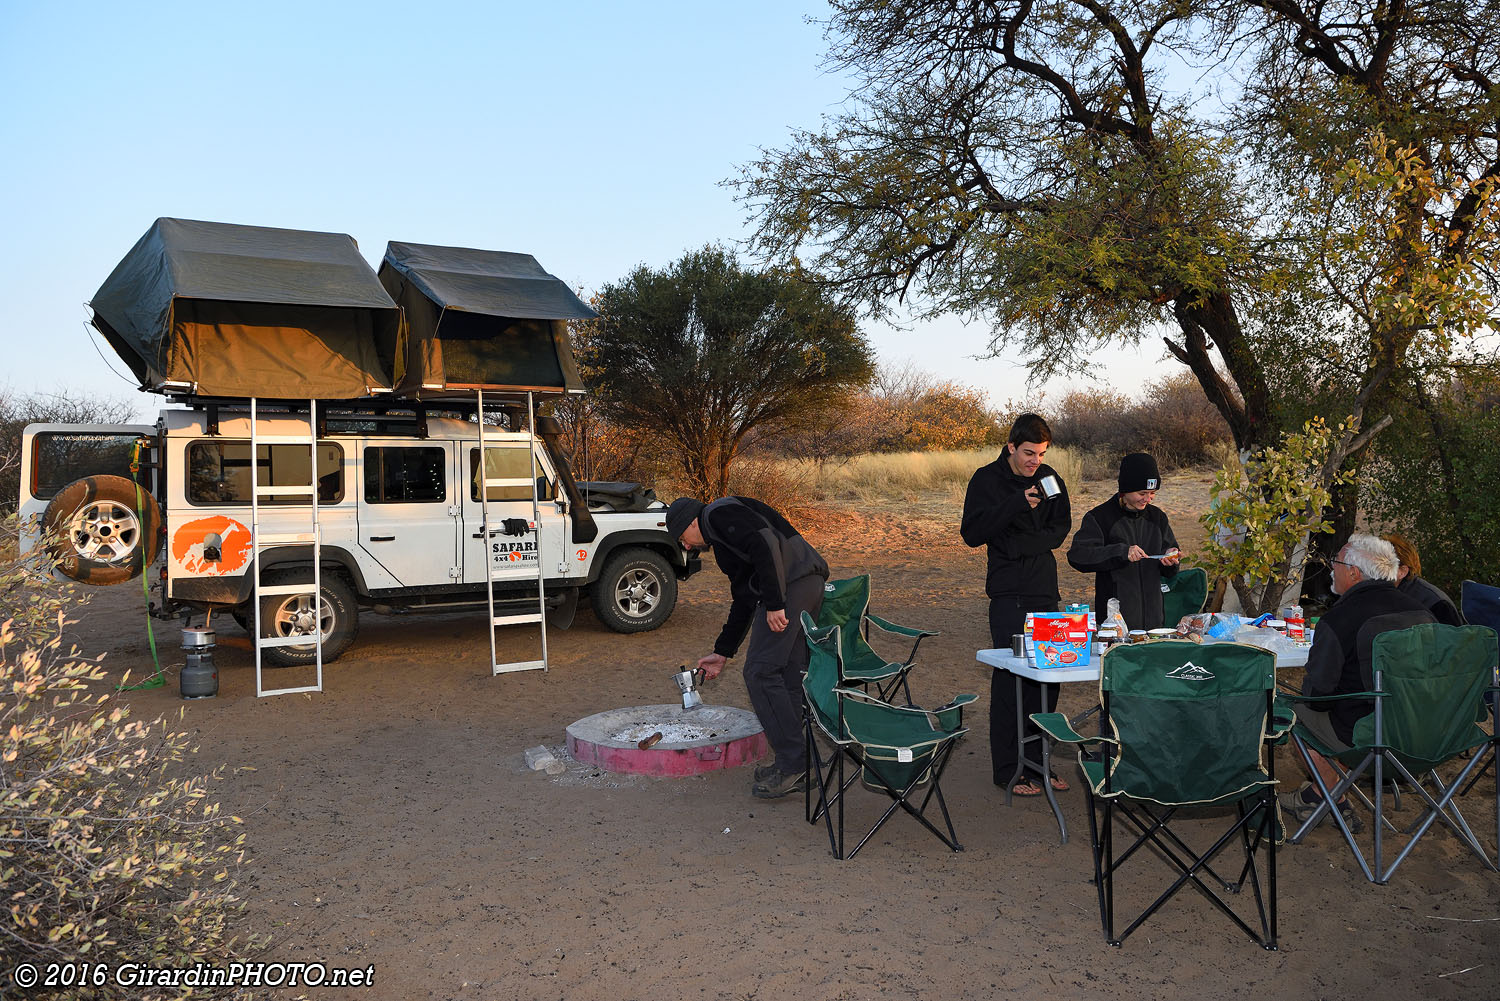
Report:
0,0,1154,419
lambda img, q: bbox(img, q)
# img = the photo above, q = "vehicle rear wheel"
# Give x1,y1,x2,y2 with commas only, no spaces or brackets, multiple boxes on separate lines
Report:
591,548,677,633
42,474,162,585
256,571,358,667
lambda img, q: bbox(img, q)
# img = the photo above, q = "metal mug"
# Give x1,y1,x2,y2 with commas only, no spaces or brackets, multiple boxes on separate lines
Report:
1037,474,1061,500
1011,634,1026,658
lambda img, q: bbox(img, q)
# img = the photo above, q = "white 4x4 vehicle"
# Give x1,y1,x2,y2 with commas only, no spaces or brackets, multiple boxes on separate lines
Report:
18,404,698,666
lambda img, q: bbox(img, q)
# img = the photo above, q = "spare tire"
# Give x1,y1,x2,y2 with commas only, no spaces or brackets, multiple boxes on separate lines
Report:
42,475,163,586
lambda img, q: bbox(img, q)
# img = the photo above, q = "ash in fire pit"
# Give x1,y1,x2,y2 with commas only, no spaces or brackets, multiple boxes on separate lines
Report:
566,704,768,777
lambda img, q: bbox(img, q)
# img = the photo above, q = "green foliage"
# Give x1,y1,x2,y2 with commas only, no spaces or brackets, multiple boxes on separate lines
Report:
1199,417,1356,615
583,245,875,499
1363,376,1500,597
0,517,257,999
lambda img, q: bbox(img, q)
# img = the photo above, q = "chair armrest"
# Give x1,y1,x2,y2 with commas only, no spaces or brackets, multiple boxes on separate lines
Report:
931,692,977,730
1267,698,1296,742
1276,690,1384,704
1030,711,1117,747
866,613,938,639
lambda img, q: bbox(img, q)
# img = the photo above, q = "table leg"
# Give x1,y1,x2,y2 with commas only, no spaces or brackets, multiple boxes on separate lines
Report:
1008,672,1069,843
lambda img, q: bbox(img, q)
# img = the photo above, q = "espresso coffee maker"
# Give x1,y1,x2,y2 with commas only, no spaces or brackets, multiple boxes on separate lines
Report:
670,665,708,712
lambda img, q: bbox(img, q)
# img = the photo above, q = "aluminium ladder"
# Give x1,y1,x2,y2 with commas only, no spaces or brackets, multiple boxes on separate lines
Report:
477,388,548,675
249,398,325,696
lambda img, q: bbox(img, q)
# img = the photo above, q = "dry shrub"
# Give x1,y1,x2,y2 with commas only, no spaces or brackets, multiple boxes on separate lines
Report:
1049,372,1232,467
0,517,258,1000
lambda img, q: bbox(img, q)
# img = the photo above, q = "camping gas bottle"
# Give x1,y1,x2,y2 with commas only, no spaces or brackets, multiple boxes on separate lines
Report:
180,626,218,699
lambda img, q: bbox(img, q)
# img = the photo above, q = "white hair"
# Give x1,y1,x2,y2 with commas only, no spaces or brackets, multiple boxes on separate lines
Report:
1343,533,1399,582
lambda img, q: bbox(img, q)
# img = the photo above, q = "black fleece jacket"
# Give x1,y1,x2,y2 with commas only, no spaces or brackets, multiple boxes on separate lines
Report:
700,497,826,658
1067,497,1180,629
960,456,1071,601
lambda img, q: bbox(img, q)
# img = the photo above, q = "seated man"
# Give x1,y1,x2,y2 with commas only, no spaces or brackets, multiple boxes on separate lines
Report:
1280,533,1435,832
1383,532,1463,626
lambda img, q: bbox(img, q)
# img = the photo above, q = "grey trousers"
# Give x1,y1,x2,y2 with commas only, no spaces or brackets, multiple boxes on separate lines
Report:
743,573,825,774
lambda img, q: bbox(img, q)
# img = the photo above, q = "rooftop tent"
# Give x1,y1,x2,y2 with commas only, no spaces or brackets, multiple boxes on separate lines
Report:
378,242,594,398
89,218,399,399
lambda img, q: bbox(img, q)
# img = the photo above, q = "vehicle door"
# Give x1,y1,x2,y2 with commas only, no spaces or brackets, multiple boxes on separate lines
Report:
17,423,158,555
355,440,460,586
460,439,568,586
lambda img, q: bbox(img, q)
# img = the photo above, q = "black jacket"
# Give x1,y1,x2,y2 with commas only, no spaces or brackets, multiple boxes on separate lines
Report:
1303,579,1435,742
699,497,828,658
1397,574,1463,626
960,456,1070,601
1067,497,1180,629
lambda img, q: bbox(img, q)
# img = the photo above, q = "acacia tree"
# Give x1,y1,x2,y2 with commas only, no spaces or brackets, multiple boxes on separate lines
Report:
583,246,875,499
736,0,1500,597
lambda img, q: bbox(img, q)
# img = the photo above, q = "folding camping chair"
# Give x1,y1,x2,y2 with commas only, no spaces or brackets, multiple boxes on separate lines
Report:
815,575,937,704
1032,640,1287,948
1458,581,1500,796
800,612,974,860
1162,567,1209,628
1281,622,1499,883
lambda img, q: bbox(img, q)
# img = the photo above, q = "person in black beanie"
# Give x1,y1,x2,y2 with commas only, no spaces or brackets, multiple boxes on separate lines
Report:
1067,452,1182,630
961,413,1072,797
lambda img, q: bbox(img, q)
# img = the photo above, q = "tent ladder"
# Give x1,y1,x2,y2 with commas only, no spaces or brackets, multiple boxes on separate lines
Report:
478,388,548,676
250,397,325,696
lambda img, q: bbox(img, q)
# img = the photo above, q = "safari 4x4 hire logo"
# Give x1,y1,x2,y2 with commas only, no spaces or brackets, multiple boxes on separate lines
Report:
1165,662,1215,682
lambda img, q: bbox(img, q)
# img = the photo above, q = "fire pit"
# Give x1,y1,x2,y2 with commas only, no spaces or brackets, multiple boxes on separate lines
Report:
565,704,767,777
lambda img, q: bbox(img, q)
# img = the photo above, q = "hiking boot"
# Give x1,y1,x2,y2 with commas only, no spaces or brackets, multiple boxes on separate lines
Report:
751,767,807,799
753,762,779,783
1278,782,1365,835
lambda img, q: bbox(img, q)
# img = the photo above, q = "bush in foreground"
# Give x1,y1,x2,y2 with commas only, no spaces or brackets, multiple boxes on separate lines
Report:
0,518,257,1000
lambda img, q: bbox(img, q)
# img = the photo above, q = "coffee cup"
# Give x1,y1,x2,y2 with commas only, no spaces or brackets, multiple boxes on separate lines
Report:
1037,474,1061,500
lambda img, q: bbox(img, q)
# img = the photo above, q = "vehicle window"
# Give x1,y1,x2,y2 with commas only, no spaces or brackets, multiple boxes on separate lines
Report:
30,432,144,499
469,446,555,502
364,446,446,503
188,441,343,505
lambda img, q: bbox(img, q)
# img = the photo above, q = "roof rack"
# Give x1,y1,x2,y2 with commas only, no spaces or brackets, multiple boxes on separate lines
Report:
164,395,541,439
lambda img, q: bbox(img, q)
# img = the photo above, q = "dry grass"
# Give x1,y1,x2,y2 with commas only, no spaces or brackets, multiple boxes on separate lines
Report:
785,446,1086,508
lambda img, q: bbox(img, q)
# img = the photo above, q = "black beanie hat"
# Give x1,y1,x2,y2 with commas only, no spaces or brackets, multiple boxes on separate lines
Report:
664,497,705,543
1118,453,1161,494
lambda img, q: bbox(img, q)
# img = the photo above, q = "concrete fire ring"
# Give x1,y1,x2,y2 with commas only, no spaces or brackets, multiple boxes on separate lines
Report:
566,704,768,777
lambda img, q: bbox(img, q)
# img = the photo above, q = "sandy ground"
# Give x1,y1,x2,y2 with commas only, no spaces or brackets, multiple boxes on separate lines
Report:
68,470,1499,1001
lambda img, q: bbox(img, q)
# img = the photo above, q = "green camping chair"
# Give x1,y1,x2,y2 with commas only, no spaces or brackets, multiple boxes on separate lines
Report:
1161,567,1209,628
1281,622,1499,884
800,611,975,860
1032,640,1288,948
815,575,937,704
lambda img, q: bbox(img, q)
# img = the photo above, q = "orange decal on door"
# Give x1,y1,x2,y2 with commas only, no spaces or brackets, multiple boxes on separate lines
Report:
172,516,253,576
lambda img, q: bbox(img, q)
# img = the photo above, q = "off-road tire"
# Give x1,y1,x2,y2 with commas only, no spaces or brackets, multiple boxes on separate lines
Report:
591,548,677,633
42,474,163,585
257,570,359,667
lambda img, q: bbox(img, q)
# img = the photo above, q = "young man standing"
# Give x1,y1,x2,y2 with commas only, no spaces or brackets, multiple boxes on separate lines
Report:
1067,452,1182,630
665,495,829,800
961,413,1072,797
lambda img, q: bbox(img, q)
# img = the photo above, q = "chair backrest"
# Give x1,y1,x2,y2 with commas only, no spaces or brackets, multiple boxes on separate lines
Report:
1099,640,1276,805
1359,623,1499,770
817,575,871,631
800,611,846,740
1460,581,1500,677
1161,567,1209,627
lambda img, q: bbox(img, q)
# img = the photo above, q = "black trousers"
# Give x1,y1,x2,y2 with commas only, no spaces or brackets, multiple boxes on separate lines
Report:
988,595,1060,784
743,573,825,774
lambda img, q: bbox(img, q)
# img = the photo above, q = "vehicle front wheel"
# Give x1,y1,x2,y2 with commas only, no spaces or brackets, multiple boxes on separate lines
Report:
591,548,677,633
256,571,359,667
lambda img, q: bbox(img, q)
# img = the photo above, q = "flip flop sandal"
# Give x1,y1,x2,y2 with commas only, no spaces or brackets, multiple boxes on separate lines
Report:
1011,779,1044,797
1049,773,1070,792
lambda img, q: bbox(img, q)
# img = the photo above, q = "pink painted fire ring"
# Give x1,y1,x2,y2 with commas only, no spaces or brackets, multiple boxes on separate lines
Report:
566,704,768,777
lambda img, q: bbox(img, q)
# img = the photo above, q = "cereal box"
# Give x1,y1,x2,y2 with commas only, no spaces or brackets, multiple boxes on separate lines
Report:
1028,611,1092,668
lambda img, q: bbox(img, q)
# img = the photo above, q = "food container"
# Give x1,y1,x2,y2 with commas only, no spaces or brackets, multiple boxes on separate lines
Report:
1128,630,1148,644
1147,628,1176,641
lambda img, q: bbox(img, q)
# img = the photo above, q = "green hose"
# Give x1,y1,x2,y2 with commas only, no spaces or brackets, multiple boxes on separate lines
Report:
119,439,164,691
